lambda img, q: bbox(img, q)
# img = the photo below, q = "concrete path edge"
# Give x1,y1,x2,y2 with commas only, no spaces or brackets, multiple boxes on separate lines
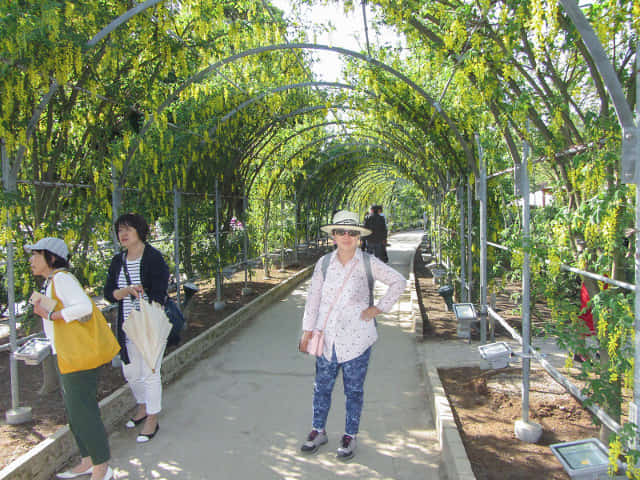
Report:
420,357,476,480
0,265,315,480
408,245,476,480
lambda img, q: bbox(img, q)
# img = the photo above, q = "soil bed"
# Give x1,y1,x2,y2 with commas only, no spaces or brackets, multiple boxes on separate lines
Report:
0,250,324,470
414,250,599,480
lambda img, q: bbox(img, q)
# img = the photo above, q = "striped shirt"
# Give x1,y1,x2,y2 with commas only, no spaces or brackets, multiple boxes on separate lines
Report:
117,257,148,323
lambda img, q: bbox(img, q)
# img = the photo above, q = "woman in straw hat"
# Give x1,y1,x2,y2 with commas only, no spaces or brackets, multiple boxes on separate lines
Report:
26,238,116,480
298,210,406,460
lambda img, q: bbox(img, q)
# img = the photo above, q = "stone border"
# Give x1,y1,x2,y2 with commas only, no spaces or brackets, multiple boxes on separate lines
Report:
0,265,314,480
422,361,476,480
410,246,476,480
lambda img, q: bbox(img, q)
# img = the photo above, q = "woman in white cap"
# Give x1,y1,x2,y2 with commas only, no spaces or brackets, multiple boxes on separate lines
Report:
26,238,117,480
298,210,406,460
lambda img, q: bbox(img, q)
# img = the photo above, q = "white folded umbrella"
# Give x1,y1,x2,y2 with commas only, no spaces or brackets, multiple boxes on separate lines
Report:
123,297,171,372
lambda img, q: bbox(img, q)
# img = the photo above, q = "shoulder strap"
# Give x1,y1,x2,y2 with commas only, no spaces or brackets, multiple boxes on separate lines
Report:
121,252,138,300
363,252,374,307
321,253,332,280
121,252,130,284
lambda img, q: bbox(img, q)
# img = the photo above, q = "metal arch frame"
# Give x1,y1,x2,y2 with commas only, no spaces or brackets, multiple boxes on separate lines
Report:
13,0,631,186
241,116,429,194
185,80,448,184
252,119,424,173
113,42,474,186
332,165,403,209
299,154,400,203
290,143,407,194
214,81,363,126
238,102,431,178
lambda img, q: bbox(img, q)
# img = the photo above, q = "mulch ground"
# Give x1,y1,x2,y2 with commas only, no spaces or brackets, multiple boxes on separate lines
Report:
2,243,607,479
0,249,325,470
414,249,601,480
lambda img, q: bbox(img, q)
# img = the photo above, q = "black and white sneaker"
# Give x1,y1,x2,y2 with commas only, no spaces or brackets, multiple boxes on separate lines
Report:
300,429,328,454
336,434,356,461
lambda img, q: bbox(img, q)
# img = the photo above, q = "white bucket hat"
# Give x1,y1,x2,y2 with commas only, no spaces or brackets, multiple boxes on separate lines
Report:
24,237,70,259
320,210,372,237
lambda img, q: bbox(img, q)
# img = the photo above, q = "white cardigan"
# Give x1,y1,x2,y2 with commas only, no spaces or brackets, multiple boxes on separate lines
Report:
43,271,93,354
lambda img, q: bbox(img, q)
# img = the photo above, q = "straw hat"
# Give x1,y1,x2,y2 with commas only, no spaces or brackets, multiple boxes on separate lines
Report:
320,210,372,237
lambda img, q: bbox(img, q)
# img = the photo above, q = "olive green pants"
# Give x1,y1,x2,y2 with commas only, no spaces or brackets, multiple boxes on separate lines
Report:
59,367,110,464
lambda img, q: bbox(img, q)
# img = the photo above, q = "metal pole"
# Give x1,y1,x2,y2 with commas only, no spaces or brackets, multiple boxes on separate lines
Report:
111,160,121,248
514,125,542,443
173,187,181,307
632,38,640,449
2,139,32,424
214,179,224,310
467,178,473,302
458,186,467,302
264,198,271,279
280,196,285,271
521,133,532,423
305,201,310,251
293,192,299,264
242,190,251,296
437,199,442,263
477,134,487,344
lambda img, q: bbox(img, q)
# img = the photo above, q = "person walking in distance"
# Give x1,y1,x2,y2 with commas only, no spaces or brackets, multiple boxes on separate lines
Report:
364,205,388,262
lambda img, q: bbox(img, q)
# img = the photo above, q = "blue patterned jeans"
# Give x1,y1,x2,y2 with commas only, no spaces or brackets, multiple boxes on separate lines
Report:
312,346,372,436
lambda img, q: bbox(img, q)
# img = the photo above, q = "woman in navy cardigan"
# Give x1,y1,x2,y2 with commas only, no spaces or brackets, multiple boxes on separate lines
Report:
104,213,169,443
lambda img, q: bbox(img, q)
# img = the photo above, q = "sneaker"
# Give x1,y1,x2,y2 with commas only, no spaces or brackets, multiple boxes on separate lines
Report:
336,434,356,461
300,429,328,454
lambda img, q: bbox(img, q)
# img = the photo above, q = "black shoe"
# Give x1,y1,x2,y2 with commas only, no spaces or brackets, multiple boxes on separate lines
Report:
136,424,159,443
125,415,147,428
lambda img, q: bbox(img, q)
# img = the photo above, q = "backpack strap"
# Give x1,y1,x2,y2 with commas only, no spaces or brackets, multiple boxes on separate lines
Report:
321,252,375,307
321,252,332,280
362,252,374,307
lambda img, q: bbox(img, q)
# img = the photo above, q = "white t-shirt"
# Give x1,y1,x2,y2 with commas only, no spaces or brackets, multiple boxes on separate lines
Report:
43,271,93,354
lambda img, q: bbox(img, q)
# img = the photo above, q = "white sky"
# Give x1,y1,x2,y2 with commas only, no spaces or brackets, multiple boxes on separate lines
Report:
270,1,402,82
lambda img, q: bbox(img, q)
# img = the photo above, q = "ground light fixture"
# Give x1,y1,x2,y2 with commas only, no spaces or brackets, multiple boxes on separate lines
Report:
477,341,511,369
425,262,447,285
452,302,477,342
550,438,612,479
14,337,51,365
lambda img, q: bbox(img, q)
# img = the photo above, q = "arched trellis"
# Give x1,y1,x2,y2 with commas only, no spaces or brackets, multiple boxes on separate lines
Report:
100,60,472,206
103,42,476,188
264,132,420,198
273,139,420,206
198,84,456,200
9,0,630,198
237,104,434,190
3,0,638,448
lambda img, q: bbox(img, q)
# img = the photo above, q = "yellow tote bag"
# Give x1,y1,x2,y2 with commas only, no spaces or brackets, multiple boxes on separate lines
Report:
51,276,120,374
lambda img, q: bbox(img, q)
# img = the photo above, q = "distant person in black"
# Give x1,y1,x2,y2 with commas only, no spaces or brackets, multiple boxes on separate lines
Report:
361,208,372,251
364,205,388,263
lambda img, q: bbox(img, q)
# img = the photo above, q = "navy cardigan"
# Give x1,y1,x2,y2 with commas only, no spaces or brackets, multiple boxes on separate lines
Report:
104,244,170,364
